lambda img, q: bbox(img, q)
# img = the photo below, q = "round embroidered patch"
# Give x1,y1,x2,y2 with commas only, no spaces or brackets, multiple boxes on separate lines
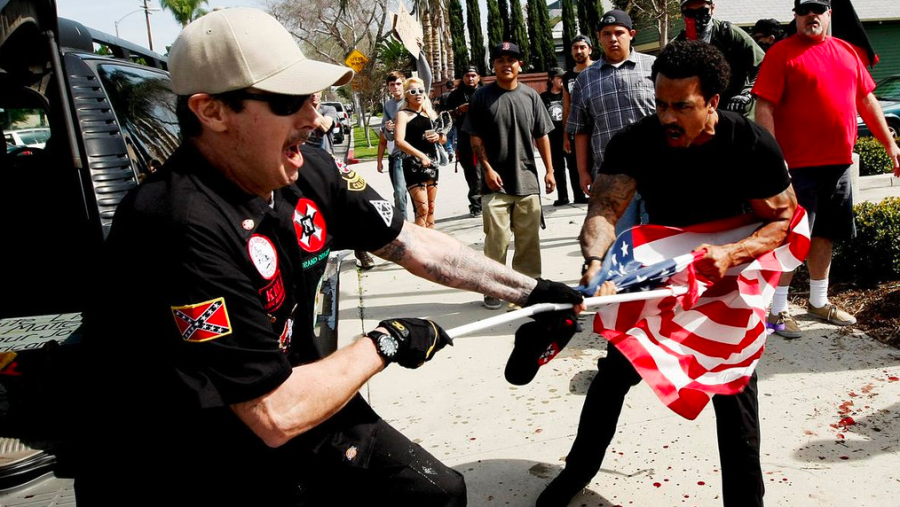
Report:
247,235,278,280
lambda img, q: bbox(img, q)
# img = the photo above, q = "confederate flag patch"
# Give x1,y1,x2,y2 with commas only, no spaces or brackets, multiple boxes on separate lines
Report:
171,297,233,342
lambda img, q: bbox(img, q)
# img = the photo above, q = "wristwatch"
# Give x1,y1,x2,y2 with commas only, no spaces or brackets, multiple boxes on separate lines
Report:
581,256,604,275
366,329,399,361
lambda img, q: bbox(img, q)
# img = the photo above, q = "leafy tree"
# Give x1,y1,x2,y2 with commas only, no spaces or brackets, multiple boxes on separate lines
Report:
159,0,208,27
448,0,470,77
561,0,578,69
526,1,544,71
267,0,391,134
487,0,503,49
581,0,603,49
466,0,487,75
613,0,681,49
509,0,530,69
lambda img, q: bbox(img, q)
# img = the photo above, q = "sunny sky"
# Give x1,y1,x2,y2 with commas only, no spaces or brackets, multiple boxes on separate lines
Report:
55,0,262,54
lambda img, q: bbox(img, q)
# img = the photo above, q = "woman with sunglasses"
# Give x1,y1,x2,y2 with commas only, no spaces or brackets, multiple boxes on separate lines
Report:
395,77,444,228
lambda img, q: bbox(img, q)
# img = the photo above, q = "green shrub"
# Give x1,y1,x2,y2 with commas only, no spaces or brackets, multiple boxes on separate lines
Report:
855,136,894,176
832,197,900,284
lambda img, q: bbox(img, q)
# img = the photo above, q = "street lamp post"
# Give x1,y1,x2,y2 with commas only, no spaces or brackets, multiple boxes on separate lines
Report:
114,2,160,50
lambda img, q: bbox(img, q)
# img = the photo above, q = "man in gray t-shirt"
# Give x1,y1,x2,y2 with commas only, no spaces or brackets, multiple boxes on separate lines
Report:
463,42,555,308
306,91,339,155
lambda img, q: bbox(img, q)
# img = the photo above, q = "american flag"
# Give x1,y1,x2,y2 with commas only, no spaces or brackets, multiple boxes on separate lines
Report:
590,208,810,420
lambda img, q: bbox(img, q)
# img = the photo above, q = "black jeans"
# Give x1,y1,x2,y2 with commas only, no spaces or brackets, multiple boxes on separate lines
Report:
564,345,764,507
561,134,588,201
456,132,481,212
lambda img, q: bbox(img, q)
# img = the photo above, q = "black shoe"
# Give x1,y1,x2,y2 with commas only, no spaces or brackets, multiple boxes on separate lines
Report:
470,208,482,218
536,469,592,507
573,196,589,204
552,199,570,207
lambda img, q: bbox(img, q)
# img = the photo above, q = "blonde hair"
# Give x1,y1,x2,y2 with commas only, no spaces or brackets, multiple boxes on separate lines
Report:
400,77,437,119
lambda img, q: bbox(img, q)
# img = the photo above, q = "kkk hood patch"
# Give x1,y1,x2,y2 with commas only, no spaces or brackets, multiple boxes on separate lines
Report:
293,198,327,252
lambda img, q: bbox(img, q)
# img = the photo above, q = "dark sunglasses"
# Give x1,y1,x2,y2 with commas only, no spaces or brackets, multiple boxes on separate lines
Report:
682,7,711,19
795,4,829,16
232,90,311,116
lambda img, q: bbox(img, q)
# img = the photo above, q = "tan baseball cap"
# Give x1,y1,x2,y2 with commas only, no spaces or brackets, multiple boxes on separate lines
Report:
168,7,354,96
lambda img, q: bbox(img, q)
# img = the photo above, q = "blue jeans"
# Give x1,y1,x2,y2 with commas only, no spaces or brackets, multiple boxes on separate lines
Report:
388,153,408,220
445,125,457,155
614,192,646,236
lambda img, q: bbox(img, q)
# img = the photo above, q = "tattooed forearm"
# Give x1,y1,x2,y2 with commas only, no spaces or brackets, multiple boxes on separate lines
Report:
580,173,636,259
378,223,536,303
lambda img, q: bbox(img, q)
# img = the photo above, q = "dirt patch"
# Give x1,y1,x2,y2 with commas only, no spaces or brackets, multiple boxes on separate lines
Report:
790,281,900,349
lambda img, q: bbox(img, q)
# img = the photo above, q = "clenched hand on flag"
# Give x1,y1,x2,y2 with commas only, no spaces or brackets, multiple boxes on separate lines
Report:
589,207,810,420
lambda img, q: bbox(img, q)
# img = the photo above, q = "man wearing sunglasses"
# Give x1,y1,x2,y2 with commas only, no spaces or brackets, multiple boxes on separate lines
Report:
754,0,900,339
675,0,765,118
76,7,584,506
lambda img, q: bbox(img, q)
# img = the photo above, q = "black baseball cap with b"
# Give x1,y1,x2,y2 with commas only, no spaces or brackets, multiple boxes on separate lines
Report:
492,41,523,60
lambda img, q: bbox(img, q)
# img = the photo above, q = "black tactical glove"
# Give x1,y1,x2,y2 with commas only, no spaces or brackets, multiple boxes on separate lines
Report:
373,318,453,369
524,278,584,307
505,310,580,385
724,93,753,115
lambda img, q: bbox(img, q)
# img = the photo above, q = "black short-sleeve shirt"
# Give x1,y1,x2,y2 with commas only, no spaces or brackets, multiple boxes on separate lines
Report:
81,143,402,501
600,111,790,227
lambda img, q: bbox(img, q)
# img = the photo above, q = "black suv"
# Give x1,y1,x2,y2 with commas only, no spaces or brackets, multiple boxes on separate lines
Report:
0,5,343,495
0,0,178,491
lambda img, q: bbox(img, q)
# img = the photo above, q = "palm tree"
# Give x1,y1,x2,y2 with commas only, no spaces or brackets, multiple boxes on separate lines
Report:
159,0,209,28
413,0,454,83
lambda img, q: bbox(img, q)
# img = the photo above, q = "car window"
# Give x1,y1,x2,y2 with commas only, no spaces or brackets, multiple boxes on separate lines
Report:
18,130,50,145
97,64,180,182
875,77,900,101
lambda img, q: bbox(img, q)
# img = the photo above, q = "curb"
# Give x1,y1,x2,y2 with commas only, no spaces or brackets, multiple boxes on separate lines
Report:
859,173,898,190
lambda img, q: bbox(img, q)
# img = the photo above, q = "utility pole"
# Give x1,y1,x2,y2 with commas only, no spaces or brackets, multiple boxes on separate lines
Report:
143,0,154,51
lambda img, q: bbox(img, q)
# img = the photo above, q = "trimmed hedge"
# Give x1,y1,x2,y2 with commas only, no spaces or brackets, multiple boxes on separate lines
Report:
855,136,894,176
832,197,900,284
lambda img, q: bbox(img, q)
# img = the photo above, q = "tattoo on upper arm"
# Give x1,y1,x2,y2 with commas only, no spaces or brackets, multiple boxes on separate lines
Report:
590,174,636,218
374,228,411,264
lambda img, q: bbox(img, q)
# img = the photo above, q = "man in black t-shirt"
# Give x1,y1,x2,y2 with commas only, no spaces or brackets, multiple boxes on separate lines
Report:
538,41,796,507
541,68,570,206
561,34,594,204
445,66,482,216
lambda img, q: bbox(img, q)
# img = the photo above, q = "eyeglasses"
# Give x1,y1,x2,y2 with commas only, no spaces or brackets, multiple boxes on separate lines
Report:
682,7,710,19
795,4,828,16
231,90,310,116
406,88,426,96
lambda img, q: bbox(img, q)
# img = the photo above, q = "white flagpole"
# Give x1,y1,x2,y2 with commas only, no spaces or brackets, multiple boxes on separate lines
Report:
446,286,689,339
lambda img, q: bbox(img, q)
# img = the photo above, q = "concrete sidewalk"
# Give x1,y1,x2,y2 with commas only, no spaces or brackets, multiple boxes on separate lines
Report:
340,159,900,507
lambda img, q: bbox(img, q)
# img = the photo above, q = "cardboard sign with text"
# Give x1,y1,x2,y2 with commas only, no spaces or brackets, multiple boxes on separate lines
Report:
392,3,422,59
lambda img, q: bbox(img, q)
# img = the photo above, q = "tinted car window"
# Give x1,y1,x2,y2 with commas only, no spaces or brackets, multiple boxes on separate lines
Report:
97,64,180,181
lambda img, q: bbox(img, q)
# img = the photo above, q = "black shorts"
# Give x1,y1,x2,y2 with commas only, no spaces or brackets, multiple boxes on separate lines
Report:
789,164,856,241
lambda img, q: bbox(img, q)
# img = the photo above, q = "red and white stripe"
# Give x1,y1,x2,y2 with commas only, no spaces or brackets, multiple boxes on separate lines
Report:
594,208,810,420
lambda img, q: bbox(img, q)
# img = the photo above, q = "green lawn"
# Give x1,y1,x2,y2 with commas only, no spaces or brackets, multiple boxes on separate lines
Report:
353,125,380,160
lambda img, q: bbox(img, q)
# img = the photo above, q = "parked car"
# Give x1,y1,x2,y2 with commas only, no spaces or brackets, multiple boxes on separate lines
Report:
857,74,900,140
323,101,351,134
5,127,51,148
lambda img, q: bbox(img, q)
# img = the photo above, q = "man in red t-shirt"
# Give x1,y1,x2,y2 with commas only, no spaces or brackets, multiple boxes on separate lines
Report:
753,0,900,338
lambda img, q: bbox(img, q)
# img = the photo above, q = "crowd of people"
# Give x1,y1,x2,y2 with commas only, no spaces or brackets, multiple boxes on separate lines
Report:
71,1,900,506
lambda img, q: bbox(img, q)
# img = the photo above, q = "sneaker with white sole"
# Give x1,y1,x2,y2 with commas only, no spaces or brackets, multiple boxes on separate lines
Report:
766,311,801,338
483,296,502,310
807,303,857,326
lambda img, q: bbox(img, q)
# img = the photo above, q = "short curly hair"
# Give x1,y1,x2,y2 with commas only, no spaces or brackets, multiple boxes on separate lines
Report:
651,40,731,103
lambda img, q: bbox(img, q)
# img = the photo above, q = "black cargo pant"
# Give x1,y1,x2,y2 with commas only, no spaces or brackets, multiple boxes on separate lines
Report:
563,345,764,507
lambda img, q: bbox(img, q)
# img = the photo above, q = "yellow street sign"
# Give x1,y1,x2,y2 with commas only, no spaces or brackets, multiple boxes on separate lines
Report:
345,49,369,73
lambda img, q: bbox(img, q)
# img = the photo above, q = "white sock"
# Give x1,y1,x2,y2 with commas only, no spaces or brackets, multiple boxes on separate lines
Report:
809,279,829,308
771,286,789,315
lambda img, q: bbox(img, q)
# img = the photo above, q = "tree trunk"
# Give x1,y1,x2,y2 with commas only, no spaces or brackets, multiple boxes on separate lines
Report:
443,8,454,80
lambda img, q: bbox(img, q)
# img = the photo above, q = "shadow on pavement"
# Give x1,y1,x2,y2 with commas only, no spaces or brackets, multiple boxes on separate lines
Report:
455,458,616,507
